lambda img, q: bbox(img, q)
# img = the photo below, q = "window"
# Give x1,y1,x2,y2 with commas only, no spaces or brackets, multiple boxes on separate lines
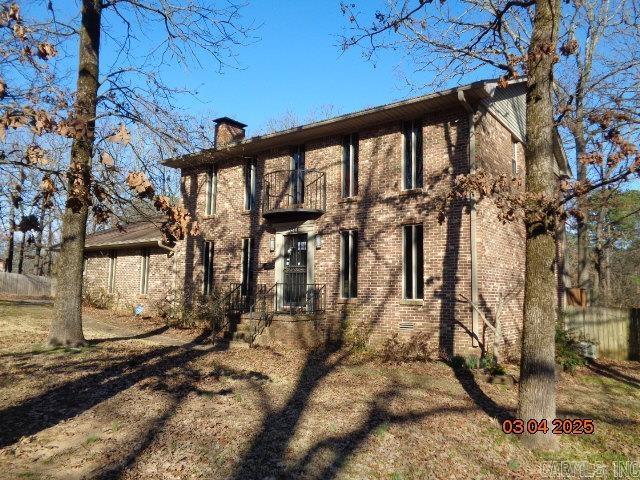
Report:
403,224,424,300
402,120,424,190
291,145,305,204
140,248,150,294
342,134,359,198
205,165,217,216
241,238,253,295
244,158,257,211
512,139,519,175
340,230,358,298
203,240,214,295
107,250,117,294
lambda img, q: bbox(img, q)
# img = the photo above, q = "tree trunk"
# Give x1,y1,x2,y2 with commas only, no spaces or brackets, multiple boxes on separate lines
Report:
575,133,590,299
17,230,26,274
5,198,15,272
46,219,53,276
34,193,47,275
48,0,102,347
517,0,561,452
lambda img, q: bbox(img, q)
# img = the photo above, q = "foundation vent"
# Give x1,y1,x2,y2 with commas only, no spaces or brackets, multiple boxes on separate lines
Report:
398,322,415,331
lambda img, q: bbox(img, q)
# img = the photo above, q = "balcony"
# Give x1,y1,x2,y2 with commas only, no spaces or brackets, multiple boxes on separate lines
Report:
262,169,326,220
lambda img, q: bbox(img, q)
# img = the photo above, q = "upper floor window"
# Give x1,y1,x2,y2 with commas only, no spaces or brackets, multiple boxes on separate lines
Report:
340,230,358,298
342,133,359,198
205,165,217,216
203,240,214,295
140,248,150,294
402,120,423,190
244,158,257,211
291,145,305,204
512,139,519,175
403,224,424,300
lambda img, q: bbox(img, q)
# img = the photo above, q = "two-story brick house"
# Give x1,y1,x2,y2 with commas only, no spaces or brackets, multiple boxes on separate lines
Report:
84,79,569,357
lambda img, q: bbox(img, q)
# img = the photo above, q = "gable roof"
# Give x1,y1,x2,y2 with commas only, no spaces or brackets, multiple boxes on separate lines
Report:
84,221,163,251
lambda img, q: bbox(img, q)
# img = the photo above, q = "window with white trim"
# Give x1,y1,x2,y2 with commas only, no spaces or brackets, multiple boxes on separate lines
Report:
342,133,359,198
108,250,117,294
340,230,358,298
203,240,214,295
512,139,519,175
403,224,424,300
402,120,423,190
244,158,257,211
140,248,150,294
205,165,217,216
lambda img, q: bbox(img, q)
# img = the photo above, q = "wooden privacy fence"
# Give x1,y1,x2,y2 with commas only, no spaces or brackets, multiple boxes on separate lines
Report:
0,271,55,298
565,306,640,361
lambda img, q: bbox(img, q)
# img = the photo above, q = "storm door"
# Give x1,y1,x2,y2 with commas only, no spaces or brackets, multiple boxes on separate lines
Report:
283,233,308,308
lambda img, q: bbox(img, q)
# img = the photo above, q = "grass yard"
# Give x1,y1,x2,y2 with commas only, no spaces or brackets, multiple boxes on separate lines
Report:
0,299,638,479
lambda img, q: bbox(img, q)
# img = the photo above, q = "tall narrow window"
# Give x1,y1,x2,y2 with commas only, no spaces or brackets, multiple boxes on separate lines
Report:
205,164,217,215
402,120,424,190
203,240,214,295
108,250,117,294
403,224,424,299
244,158,256,211
140,248,150,294
342,133,359,198
241,238,253,296
340,230,358,298
511,139,519,175
291,145,305,204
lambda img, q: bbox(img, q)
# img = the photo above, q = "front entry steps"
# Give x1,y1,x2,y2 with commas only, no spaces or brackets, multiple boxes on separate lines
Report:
213,312,324,350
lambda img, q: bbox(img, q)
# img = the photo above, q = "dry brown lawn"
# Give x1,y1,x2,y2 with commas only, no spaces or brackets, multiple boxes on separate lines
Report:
0,299,638,479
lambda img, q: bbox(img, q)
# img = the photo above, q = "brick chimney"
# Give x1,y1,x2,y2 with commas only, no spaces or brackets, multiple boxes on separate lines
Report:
213,117,247,147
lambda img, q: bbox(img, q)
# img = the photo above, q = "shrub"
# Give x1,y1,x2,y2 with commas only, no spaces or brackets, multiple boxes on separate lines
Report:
343,320,371,352
556,323,587,373
154,288,229,332
83,286,113,309
380,332,434,363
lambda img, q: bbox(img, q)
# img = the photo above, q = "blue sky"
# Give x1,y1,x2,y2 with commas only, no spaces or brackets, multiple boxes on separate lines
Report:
151,0,441,135
38,0,489,137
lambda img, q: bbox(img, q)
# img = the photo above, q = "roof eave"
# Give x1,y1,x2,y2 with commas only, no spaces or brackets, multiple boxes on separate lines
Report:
163,80,498,170
84,239,160,251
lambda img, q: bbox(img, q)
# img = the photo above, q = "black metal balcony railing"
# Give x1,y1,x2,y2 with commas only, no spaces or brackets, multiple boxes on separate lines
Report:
250,282,326,317
262,169,326,217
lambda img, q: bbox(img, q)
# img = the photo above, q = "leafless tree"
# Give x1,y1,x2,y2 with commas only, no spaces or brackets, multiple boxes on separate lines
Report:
0,1,255,345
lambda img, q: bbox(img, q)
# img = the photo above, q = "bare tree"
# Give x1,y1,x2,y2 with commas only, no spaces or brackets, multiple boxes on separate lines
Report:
0,1,254,345
340,0,639,451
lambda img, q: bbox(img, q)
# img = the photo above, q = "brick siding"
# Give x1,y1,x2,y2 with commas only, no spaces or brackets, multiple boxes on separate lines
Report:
84,246,174,314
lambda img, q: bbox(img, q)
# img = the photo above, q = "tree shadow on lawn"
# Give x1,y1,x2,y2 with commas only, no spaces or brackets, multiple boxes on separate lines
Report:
0,331,215,449
89,325,172,344
586,359,640,390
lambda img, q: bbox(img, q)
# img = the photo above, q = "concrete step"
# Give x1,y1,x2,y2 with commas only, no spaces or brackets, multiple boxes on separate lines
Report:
212,338,251,350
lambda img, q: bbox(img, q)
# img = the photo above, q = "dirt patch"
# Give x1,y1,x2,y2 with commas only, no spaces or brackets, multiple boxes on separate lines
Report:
0,301,638,479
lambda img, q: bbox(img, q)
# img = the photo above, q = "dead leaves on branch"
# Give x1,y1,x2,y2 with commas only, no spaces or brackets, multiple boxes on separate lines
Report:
100,150,115,168
153,194,199,245
437,169,565,232
0,108,88,141
1,3,58,61
125,171,155,199
25,144,49,165
107,123,131,146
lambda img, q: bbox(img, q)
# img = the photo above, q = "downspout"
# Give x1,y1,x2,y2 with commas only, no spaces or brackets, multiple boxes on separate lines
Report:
457,90,480,348
157,240,175,256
